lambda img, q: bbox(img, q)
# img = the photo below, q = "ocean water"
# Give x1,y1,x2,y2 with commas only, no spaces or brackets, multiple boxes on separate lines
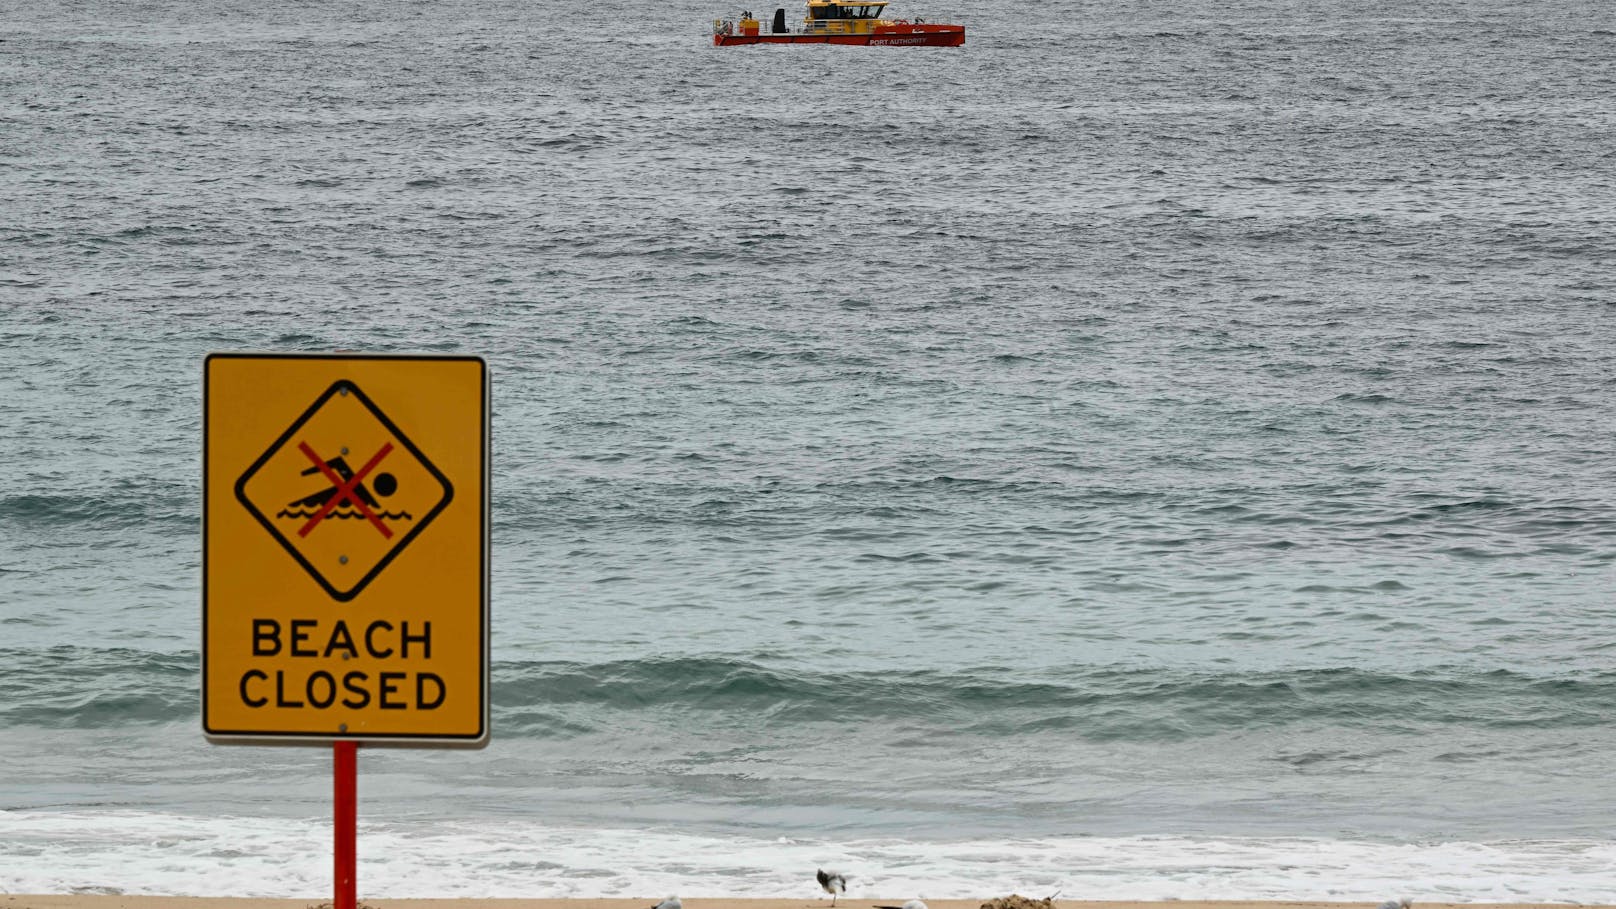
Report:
4,0,1616,899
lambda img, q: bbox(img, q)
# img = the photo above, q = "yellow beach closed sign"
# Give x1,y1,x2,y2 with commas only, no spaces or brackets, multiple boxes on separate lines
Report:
203,353,489,746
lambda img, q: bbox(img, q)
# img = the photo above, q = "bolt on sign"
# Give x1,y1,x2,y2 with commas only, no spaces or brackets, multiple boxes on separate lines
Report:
204,354,489,747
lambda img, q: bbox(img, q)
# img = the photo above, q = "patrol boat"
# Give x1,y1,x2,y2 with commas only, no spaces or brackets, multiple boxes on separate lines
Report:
713,0,964,46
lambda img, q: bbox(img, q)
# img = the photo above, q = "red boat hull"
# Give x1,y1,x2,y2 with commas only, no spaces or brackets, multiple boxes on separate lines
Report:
715,24,964,46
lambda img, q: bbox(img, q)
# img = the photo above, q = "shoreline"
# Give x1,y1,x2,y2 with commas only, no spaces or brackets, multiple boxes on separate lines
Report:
6,892,1603,899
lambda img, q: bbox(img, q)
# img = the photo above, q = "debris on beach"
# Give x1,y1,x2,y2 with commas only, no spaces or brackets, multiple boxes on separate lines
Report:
981,895,1058,909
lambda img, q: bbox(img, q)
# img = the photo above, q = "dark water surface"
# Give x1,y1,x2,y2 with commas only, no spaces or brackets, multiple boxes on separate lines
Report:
3,0,1616,898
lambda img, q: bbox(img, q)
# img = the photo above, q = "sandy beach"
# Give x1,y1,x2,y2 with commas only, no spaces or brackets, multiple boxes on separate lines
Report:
2,899,1605,909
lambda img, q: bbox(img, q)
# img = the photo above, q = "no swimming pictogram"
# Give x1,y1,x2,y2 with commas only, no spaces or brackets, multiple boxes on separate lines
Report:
291,440,399,539
235,380,453,603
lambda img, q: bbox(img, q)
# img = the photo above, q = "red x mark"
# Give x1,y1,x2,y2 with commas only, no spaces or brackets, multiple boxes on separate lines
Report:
296,441,395,539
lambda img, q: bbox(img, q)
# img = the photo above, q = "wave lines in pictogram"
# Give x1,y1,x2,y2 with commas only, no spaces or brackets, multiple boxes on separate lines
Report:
275,508,414,521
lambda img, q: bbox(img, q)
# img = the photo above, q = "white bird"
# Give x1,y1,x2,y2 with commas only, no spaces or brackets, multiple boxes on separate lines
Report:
1377,899,1411,909
817,869,849,906
650,898,682,909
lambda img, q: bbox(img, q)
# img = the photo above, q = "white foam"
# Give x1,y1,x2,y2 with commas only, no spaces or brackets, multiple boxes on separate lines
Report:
2,809,1613,901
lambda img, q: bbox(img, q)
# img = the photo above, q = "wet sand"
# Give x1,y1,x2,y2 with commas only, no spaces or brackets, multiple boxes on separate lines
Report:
1,898,1602,909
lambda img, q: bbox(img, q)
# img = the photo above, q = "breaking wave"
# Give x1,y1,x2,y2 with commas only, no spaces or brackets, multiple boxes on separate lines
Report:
5,649,1613,741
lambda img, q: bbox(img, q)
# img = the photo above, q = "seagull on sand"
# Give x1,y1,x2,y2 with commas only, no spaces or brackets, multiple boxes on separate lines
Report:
650,898,682,909
817,869,849,906
1376,899,1411,909
876,901,928,909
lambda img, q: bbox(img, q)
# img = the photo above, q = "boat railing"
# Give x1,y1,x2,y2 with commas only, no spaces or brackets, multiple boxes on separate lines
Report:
713,16,808,35
714,15,941,34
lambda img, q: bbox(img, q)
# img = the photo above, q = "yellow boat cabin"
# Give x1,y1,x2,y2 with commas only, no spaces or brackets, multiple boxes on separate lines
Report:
812,0,899,33
808,0,884,33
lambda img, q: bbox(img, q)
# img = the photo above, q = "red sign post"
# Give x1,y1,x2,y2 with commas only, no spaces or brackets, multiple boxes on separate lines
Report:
335,741,358,909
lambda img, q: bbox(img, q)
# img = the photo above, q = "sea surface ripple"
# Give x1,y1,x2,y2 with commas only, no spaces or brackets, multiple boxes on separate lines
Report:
3,0,1616,898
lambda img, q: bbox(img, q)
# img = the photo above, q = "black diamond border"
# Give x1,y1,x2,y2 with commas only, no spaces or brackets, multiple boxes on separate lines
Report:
234,379,455,603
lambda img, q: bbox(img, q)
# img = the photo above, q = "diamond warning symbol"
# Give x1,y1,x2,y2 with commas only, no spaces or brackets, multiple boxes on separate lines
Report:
235,380,453,603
